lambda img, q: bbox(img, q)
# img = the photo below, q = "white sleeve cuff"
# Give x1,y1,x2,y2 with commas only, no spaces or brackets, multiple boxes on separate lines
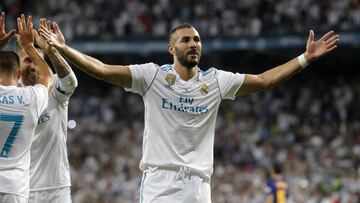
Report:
56,71,78,95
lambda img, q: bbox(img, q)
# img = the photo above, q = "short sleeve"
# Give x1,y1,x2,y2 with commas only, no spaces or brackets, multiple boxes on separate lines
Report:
125,62,158,96
52,79,70,104
31,84,49,116
52,73,77,104
216,70,245,100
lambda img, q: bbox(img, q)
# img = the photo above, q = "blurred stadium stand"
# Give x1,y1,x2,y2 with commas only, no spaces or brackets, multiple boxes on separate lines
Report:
1,0,360,202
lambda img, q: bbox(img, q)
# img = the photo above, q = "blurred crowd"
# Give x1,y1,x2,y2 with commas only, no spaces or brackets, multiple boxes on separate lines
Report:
1,0,360,40
67,75,360,203
1,0,359,202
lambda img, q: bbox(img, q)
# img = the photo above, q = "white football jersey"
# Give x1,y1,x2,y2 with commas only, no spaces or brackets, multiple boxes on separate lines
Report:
30,75,75,191
0,84,48,198
126,63,244,180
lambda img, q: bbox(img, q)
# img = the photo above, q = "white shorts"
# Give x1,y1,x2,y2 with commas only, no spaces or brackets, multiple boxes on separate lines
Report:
0,193,27,203
28,187,72,203
140,167,211,203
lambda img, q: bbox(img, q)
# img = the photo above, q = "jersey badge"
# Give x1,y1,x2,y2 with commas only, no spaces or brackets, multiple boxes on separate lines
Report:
165,74,176,85
200,83,209,95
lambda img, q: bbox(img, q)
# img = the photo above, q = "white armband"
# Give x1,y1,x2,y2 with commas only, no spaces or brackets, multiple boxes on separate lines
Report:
297,54,309,69
56,71,78,95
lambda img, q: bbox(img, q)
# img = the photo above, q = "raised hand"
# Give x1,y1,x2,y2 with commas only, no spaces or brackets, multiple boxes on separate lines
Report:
39,20,66,50
17,14,35,48
35,18,53,53
304,30,340,63
0,12,16,49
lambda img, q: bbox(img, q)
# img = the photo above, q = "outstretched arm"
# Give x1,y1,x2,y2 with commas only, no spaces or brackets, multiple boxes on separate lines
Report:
0,12,16,49
39,21,131,88
17,14,52,90
35,19,77,97
236,30,339,96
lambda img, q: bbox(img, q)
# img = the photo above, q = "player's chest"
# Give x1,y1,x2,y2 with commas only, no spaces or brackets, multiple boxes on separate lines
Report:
146,73,221,115
38,99,66,124
152,73,218,98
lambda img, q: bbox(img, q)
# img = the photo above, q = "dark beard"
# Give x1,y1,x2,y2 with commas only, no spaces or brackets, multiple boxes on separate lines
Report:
177,53,199,69
21,68,39,86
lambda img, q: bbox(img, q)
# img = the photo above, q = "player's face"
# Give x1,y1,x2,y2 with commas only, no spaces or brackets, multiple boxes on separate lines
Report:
172,28,202,69
17,48,44,86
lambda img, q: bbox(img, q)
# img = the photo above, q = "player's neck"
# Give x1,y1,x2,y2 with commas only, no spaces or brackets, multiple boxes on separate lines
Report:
173,63,197,81
0,77,18,86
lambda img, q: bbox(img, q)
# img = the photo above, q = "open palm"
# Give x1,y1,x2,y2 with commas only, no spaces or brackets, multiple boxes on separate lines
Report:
0,12,16,49
39,21,65,50
35,19,55,53
17,14,35,48
305,30,339,62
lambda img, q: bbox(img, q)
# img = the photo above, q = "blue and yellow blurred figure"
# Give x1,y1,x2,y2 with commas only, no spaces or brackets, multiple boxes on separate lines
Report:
265,162,288,203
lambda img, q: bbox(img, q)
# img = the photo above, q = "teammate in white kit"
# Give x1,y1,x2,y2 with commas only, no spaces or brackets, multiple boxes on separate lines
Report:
40,22,339,202
15,19,78,203
0,14,52,203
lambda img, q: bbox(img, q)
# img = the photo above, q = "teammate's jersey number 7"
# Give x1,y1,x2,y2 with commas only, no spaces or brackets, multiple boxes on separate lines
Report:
0,114,24,158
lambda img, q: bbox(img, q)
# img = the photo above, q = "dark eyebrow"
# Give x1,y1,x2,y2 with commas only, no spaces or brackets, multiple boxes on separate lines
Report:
181,36,190,40
24,56,32,61
180,36,200,41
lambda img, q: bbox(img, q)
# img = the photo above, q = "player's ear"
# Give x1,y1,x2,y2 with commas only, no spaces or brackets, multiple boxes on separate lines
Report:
168,44,175,55
16,70,22,80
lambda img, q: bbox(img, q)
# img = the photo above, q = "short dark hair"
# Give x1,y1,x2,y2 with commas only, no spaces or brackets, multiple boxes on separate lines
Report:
0,51,20,74
168,23,194,43
273,162,283,174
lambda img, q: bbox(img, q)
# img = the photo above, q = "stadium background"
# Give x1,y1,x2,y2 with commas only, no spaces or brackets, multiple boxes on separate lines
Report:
1,0,360,202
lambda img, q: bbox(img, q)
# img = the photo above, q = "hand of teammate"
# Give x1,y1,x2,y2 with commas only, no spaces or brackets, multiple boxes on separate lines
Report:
39,20,66,51
0,12,16,49
17,14,35,48
35,18,54,53
304,30,340,63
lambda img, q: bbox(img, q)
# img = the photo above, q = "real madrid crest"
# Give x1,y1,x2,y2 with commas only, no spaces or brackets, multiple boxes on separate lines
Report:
200,83,209,95
165,74,176,85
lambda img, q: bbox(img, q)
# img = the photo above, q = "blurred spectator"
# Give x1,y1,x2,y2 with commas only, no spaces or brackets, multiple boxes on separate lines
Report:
1,0,360,41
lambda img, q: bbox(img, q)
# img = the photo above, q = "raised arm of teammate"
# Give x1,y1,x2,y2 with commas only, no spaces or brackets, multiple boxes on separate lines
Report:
0,12,16,49
17,14,52,90
35,18,78,96
236,30,339,96
39,20,131,88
